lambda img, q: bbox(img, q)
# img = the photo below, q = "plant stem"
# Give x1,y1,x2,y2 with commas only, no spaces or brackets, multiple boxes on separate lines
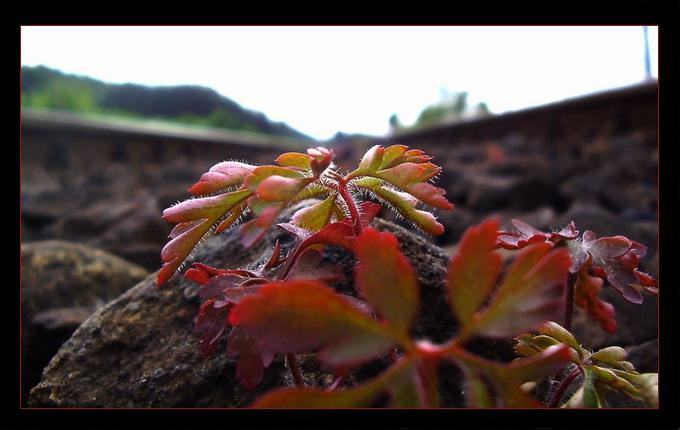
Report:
564,273,576,331
327,375,345,391
548,365,582,408
286,353,304,387
337,179,363,236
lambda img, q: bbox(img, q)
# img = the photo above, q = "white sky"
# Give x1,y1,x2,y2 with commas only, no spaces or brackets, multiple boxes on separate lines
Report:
21,26,658,140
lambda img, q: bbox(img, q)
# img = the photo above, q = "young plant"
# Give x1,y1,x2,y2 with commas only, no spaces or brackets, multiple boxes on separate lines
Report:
516,322,658,408
498,219,658,332
157,145,658,408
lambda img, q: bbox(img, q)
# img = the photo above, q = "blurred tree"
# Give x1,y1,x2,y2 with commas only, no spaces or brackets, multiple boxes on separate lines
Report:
413,91,490,129
388,113,402,132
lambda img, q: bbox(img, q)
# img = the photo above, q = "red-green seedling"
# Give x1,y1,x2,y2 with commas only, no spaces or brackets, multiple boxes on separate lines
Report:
498,219,658,332
157,146,657,408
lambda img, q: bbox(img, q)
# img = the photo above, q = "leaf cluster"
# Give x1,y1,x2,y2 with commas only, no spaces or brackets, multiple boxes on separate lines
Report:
498,219,658,332
156,146,658,408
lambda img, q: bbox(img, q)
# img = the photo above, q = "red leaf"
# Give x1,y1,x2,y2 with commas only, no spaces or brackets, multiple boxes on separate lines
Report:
447,218,503,329
222,284,265,305
471,242,570,338
358,201,383,227
256,175,314,202
251,386,378,408
243,165,306,190
296,221,356,253
185,267,211,285
574,269,617,333
198,274,244,303
635,269,658,295
354,228,419,334
278,221,356,280
283,248,345,283
158,189,253,286
403,182,454,210
251,357,414,408
264,240,283,269
227,327,269,390
588,236,632,260
190,262,258,279
497,220,579,250
308,146,334,177
581,231,654,304
239,204,283,248
229,281,396,366
193,299,231,357
162,189,252,224
157,219,214,287
374,163,453,210
453,344,572,407
187,161,255,195
599,258,644,304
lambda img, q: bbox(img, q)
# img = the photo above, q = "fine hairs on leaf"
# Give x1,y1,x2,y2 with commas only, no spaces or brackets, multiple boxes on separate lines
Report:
157,145,657,408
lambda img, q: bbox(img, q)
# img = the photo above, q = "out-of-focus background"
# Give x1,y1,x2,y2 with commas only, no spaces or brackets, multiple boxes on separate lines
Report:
21,26,658,407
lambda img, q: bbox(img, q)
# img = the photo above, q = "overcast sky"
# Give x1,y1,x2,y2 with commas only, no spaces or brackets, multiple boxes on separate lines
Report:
21,26,658,140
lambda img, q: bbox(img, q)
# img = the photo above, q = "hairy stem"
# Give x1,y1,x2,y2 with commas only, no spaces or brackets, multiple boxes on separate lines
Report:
548,365,582,408
564,273,576,331
327,375,345,391
286,353,304,387
337,179,363,236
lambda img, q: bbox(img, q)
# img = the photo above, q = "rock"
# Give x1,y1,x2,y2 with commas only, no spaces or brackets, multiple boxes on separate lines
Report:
21,241,149,406
497,206,558,233
29,204,473,408
625,338,658,373
56,200,137,237
434,207,476,245
114,242,164,272
21,190,71,231
466,175,518,211
467,174,559,212
557,201,630,239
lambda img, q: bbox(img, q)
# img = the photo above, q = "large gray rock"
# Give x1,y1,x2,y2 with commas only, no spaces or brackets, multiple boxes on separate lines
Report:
21,241,149,405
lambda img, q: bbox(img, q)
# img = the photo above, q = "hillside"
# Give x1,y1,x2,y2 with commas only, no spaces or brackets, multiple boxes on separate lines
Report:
21,65,312,140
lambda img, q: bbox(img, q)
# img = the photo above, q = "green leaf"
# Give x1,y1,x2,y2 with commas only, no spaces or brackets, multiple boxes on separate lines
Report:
275,152,312,170
356,144,385,173
536,321,583,357
290,194,338,231
589,346,627,367
581,368,603,408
